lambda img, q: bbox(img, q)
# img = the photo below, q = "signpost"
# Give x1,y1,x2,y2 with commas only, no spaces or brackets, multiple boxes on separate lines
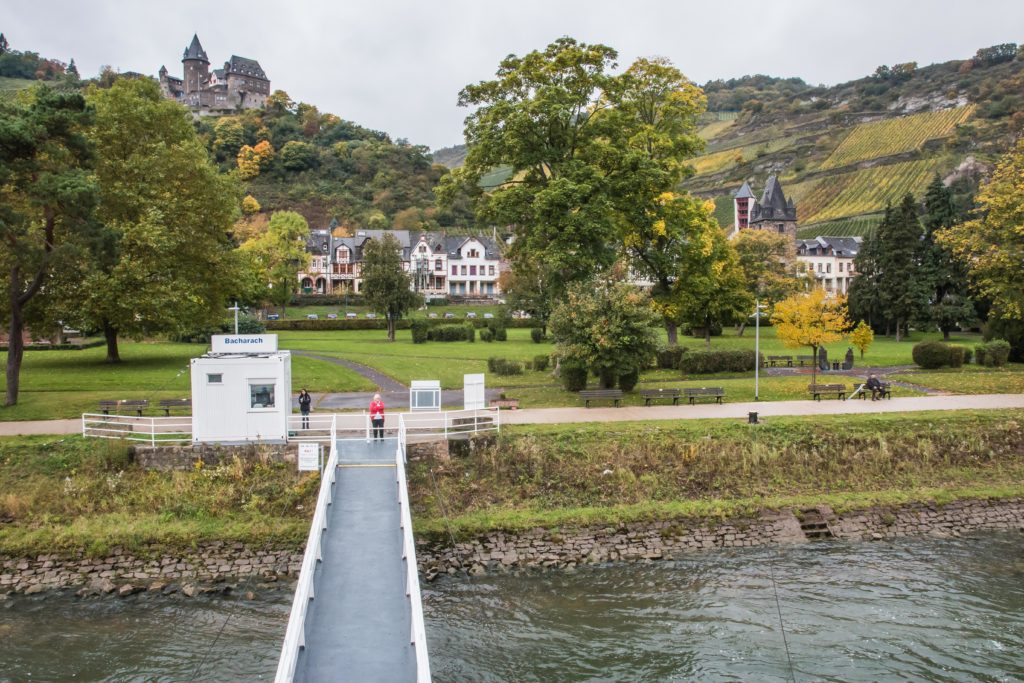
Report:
298,442,321,472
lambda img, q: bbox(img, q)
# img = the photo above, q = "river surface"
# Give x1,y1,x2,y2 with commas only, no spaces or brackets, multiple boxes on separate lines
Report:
1,533,1022,682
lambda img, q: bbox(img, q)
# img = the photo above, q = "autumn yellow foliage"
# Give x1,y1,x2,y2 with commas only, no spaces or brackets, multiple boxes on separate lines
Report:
772,289,851,377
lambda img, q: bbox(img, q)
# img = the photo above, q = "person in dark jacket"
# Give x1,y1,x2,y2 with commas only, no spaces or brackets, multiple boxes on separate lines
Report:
865,374,883,401
298,389,312,429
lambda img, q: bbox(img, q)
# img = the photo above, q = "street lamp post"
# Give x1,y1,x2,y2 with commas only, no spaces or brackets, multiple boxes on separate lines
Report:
753,299,766,401
228,301,240,334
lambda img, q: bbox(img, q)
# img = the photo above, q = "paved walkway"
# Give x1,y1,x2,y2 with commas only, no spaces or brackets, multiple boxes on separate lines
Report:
3,394,1022,436
293,437,416,682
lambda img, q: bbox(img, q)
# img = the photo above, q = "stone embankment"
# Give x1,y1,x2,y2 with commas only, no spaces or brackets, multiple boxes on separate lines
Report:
1,542,301,598
417,499,1024,580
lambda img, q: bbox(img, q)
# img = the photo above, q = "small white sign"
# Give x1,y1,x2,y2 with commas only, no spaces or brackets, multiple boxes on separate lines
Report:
211,334,278,353
298,443,320,472
464,373,485,410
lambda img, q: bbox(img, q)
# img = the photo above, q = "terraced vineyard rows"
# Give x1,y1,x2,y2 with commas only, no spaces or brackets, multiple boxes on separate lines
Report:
797,215,883,239
802,158,945,223
698,119,735,140
821,106,975,170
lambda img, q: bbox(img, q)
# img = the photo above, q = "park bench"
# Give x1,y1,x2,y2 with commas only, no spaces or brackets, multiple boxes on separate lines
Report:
856,382,892,400
579,389,623,408
684,387,725,404
808,384,846,401
98,399,149,416
488,398,520,410
796,355,816,367
766,355,793,367
158,398,192,416
640,388,681,406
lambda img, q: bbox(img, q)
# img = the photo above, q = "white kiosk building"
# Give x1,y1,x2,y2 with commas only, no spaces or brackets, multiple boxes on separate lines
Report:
191,334,292,443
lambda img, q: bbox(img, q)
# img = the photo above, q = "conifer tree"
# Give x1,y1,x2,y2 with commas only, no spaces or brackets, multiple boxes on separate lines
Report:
919,175,976,339
0,34,8,56
876,195,932,341
66,58,79,80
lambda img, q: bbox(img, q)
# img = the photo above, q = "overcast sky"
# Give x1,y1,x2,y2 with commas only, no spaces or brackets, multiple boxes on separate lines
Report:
7,1,1023,149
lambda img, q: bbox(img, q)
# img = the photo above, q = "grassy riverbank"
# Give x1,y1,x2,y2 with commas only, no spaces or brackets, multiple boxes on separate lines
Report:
0,436,318,557
407,410,1024,539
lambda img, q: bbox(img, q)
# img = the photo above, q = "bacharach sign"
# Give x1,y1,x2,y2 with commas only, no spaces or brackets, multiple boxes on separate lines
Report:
211,334,278,353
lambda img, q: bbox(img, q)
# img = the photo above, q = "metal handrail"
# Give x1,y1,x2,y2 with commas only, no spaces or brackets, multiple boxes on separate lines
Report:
275,414,338,683
396,413,431,682
81,413,193,446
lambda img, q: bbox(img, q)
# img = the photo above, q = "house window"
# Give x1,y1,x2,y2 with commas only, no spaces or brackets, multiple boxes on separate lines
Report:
839,262,844,272
817,263,822,272
207,374,222,384
777,224,785,234
249,382,275,409
419,245,427,253
461,265,467,276
435,259,443,271
451,265,457,276
468,249,479,258
470,265,477,276
488,265,495,276
827,263,832,274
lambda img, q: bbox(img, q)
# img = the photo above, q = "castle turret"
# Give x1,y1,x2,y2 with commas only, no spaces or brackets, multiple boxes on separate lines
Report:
182,34,210,97
732,181,755,236
749,175,798,240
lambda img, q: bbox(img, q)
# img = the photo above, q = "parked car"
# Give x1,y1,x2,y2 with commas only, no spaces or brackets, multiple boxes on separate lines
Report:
483,313,494,319
267,313,280,321
444,312,455,319
466,312,478,319
365,313,377,319
345,312,358,319
427,312,439,319
306,314,319,320
326,313,338,320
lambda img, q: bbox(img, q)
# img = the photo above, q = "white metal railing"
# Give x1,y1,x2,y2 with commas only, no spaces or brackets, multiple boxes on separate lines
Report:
81,413,192,446
275,414,338,683
396,413,431,682
400,407,500,441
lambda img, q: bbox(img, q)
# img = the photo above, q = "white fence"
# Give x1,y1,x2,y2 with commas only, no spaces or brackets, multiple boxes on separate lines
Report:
396,415,432,682
81,413,192,446
275,415,339,683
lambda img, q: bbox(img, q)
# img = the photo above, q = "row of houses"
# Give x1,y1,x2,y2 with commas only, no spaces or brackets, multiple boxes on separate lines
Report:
298,229,505,299
294,177,862,301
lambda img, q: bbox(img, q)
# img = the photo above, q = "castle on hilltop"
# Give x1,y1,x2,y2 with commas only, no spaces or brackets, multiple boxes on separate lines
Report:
158,34,269,113
731,175,798,241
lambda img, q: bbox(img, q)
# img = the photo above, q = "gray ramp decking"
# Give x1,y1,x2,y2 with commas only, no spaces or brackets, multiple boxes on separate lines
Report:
293,438,417,682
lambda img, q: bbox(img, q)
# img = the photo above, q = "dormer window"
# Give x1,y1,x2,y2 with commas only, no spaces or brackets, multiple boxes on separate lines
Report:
418,245,427,253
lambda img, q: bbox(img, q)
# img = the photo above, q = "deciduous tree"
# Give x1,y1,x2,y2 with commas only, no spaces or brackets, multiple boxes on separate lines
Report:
938,139,1024,322
772,289,851,385
361,233,421,341
732,230,804,334
241,211,310,316
0,86,95,405
850,320,874,359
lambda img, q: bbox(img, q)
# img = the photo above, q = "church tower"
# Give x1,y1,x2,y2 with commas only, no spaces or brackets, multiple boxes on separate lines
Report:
732,181,755,237
181,34,210,97
748,175,798,241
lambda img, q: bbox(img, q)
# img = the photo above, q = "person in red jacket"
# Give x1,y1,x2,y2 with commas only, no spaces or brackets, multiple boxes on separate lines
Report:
369,393,385,441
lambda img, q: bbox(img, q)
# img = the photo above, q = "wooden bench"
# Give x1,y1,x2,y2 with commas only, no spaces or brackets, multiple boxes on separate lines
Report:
489,398,520,410
808,384,846,401
158,398,192,416
98,399,149,416
640,388,681,406
796,355,816,367
856,382,892,400
684,387,725,404
579,389,623,408
766,355,793,367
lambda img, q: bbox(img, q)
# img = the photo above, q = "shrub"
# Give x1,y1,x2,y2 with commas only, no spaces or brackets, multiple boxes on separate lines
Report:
464,323,475,343
560,362,588,392
410,320,429,344
984,339,1011,367
975,344,989,366
678,350,760,374
494,326,508,342
960,346,974,365
479,328,494,342
689,323,722,338
618,369,640,392
487,357,523,376
656,346,686,369
532,355,550,372
947,345,965,368
913,341,952,369
530,328,545,344
428,325,470,342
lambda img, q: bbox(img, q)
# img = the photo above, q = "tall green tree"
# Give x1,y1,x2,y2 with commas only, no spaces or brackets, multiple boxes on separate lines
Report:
72,78,241,362
732,229,804,335
848,217,886,331
0,86,95,405
876,196,932,341
919,174,976,339
939,140,1024,322
549,280,660,388
241,210,311,316
361,233,421,341
674,226,753,348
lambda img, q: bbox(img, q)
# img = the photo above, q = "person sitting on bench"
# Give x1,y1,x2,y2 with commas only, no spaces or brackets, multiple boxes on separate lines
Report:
865,374,883,401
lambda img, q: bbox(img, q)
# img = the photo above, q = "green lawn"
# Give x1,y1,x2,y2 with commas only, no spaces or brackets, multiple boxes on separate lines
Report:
889,365,1024,395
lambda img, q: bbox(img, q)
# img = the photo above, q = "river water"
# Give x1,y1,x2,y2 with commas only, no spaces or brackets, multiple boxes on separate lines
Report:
1,533,1022,682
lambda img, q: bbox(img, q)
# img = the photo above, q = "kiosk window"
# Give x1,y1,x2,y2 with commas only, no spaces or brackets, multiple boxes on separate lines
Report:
207,373,223,384
250,382,275,408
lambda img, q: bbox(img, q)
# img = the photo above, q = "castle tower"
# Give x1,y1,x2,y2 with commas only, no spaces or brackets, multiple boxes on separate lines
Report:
181,34,210,97
748,175,798,241
732,181,755,236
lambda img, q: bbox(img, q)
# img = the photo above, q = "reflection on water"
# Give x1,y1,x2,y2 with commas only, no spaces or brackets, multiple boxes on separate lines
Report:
1,533,1022,682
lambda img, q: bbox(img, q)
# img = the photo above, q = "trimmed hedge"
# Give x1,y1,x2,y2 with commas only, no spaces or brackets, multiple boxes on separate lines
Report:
618,369,640,392
532,355,550,372
560,362,588,391
480,328,494,342
678,349,760,374
265,317,533,332
428,325,472,342
410,320,429,344
290,294,366,306
530,328,545,343
976,340,1011,367
913,341,953,369
487,357,524,375
656,346,686,369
